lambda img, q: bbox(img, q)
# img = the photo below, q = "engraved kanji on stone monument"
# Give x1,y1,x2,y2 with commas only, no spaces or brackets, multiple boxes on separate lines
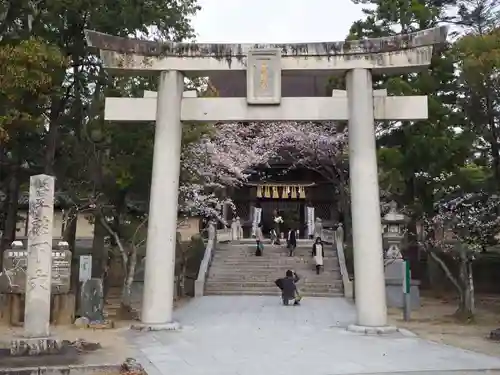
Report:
24,174,55,338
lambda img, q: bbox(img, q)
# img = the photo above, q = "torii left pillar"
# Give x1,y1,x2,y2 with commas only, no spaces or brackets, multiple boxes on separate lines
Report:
133,71,183,330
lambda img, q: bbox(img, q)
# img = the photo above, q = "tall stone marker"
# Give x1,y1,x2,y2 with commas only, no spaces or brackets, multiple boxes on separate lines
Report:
85,27,447,331
24,174,55,338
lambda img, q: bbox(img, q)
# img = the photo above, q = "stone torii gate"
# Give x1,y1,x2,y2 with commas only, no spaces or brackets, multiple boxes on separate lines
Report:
85,27,447,331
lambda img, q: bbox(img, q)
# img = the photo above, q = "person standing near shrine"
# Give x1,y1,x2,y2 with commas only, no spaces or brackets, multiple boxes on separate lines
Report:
312,237,325,274
313,217,323,239
231,216,243,241
272,210,284,245
255,222,264,256
287,227,297,256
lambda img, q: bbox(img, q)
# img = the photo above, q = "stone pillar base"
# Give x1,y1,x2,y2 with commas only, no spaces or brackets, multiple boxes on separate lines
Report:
347,324,398,335
10,337,63,356
131,321,181,332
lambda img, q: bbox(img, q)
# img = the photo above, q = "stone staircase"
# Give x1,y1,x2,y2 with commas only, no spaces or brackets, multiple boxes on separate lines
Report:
205,240,344,297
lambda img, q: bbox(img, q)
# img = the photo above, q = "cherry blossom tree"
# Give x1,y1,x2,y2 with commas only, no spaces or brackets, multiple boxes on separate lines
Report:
420,191,500,319
181,121,347,225
178,122,286,222
260,121,348,212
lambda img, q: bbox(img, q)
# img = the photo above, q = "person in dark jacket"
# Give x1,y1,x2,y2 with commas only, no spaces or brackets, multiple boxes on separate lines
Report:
275,270,301,305
287,228,298,256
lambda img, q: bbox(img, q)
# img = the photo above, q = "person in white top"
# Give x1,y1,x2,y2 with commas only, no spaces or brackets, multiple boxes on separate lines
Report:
311,237,325,274
255,222,264,256
231,217,243,241
313,217,323,239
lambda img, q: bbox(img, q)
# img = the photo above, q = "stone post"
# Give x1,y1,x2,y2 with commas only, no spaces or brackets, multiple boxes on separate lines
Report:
346,69,388,329
24,174,55,338
139,70,183,330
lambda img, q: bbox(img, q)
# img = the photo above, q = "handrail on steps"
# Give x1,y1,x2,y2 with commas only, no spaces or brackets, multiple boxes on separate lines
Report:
322,227,353,299
195,224,231,297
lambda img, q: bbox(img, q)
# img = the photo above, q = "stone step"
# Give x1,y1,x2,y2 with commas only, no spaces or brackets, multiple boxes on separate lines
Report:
209,262,340,269
214,257,337,262
208,267,341,274
215,247,335,253
204,289,344,297
214,250,337,259
206,240,342,297
208,273,342,283
216,245,333,250
212,257,338,264
205,280,344,289
204,288,343,296
208,269,341,277
209,263,339,270
209,269,341,276
204,289,343,297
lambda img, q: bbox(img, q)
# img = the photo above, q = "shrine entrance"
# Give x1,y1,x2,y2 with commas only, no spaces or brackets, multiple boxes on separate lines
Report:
85,26,447,331
257,199,304,235
253,183,308,236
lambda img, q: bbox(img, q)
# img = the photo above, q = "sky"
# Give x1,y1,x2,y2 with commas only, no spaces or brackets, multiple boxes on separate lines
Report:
190,0,367,43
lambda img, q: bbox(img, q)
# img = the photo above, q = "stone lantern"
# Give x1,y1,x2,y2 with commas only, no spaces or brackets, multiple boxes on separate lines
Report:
382,201,421,309
382,201,407,262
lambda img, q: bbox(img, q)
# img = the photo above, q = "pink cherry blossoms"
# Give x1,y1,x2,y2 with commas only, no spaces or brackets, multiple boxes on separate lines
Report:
178,121,346,220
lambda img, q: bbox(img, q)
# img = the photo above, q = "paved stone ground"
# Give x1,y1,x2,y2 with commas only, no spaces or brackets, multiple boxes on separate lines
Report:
128,296,500,375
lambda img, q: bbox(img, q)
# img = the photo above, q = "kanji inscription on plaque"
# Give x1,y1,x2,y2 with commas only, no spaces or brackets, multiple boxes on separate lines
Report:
247,49,281,105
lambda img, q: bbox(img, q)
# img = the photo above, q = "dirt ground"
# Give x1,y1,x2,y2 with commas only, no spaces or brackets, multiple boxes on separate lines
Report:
0,296,191,367
388,293,500,357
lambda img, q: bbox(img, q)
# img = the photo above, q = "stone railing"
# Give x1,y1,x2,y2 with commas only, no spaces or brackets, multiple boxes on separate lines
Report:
216,227,232,242
322,228,353,299
195,225,231,297
321,229,336,245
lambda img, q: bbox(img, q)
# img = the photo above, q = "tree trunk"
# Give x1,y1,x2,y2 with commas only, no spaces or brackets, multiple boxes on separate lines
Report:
63,209,80,298
337,170,351,243
0,164,20,260
485,91,500,186
428,250,464,303
177,258,187,298
456,254,475,320
44,96,61,176
91,216,107,278
406,218,421,279
120,247,138,318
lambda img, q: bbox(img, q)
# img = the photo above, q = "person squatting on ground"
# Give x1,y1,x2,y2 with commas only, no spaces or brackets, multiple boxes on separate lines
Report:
275,270,302,306
312,237,324,274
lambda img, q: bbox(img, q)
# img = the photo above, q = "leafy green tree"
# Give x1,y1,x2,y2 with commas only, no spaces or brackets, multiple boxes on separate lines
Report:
348,0,494,318
0,0,201,310
455,27,500,187
0,37,65,253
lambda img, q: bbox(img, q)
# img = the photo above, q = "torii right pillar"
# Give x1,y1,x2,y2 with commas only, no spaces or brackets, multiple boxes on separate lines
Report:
346,68,389,330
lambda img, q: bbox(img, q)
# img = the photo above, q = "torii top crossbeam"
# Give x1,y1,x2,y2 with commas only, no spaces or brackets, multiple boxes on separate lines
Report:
85,27,447,97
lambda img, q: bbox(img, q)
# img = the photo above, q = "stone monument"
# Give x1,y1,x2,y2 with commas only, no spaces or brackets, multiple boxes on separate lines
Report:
85,27,447,331
10,174,63,355
24,174,55,338
80,278,105,323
